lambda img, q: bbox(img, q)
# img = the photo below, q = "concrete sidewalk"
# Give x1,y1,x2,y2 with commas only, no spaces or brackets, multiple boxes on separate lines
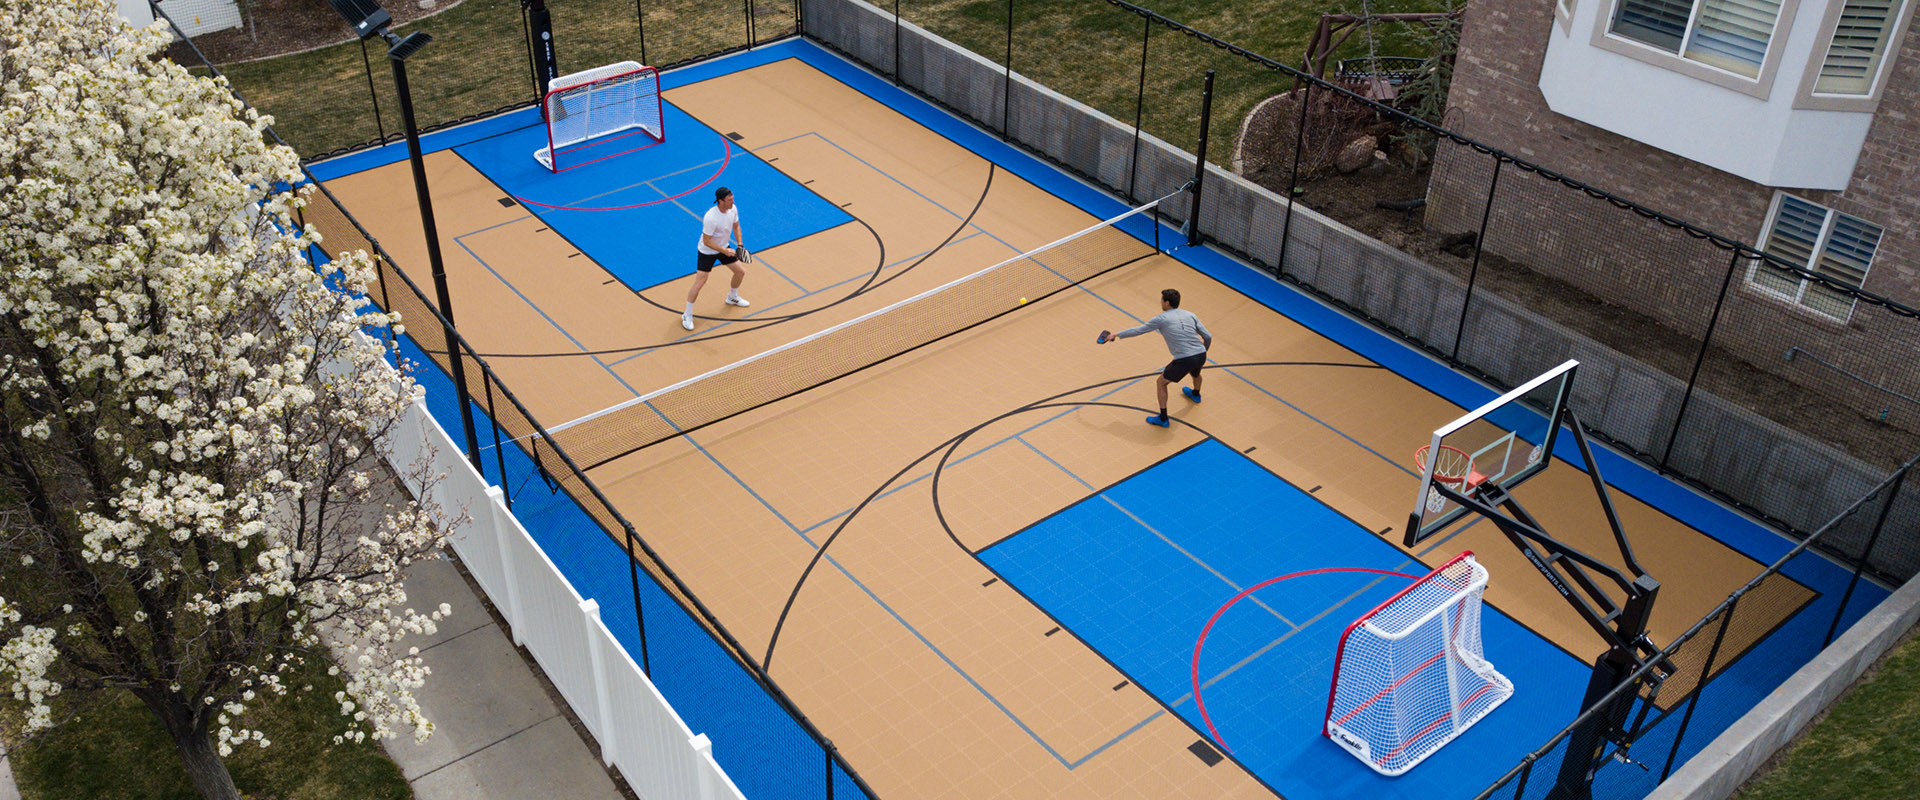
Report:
384,554,630,800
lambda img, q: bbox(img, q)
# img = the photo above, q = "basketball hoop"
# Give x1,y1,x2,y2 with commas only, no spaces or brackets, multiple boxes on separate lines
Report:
1415,444,1491,509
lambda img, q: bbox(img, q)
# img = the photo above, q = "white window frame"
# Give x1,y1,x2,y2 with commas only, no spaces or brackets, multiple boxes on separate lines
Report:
1747,193,1882,322
1558,0,1580,34
1794,0,1916,111
1592,0,1804,97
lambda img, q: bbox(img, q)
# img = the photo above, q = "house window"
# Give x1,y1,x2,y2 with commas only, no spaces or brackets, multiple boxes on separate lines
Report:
1750,195,1881,319
1611,0,1785,77
1815,0,1903,94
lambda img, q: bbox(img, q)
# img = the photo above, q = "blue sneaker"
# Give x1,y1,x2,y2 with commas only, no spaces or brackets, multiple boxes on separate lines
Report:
1182,387,1202,403
1145,415,1170,428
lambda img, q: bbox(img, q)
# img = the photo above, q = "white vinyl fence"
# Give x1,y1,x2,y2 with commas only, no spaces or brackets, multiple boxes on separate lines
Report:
385,395,748,800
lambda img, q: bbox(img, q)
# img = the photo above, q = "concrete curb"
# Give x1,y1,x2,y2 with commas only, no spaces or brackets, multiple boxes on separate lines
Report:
1646,570,1920,800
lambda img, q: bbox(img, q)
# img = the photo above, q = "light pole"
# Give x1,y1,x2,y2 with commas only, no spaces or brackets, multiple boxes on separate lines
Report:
329,0,482,470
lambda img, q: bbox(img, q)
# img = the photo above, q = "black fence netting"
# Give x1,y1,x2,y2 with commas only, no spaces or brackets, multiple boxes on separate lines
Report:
172,1,800,162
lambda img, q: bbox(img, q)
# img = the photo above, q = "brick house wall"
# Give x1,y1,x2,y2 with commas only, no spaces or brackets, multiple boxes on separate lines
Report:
1426,0,1920,433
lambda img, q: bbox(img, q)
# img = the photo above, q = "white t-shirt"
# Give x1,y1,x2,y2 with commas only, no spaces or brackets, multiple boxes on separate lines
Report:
697,204,740,255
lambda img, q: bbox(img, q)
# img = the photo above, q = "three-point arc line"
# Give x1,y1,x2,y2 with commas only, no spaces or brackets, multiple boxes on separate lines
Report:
1190,567,1420,753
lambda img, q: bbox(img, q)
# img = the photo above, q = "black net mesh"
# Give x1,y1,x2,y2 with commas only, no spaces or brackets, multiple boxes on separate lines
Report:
641,0,751,67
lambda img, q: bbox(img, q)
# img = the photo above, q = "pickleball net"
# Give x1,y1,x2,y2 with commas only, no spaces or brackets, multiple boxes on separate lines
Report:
547,188,1180,471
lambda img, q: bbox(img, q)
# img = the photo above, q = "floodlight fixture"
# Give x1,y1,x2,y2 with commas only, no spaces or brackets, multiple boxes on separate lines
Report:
328,0,393,41
386,31,433,62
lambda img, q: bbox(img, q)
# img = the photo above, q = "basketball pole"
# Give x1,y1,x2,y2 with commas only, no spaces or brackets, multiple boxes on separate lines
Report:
525,0,560,100
1435,415,1664,800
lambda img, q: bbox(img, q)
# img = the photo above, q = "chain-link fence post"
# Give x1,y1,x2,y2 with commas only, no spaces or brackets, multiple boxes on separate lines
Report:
1184,69,1215,246
1659,597,1738,780
1659,249,1747,472
359,39,388,143
1449,156,1502,363
1126,12,1150,203
1826,464,1908,645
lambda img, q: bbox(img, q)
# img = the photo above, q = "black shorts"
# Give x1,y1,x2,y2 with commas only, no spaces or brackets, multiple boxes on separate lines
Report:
1162,353,1206,382
696,250,742,273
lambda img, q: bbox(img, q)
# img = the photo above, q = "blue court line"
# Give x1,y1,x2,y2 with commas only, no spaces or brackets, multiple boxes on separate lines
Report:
796,379,1148,538
450,229,643,398
654,190,811,296
1216,364,1417,477
601,231,991,368
503,150,815,296
786,131,1023,256
664,424,1089,768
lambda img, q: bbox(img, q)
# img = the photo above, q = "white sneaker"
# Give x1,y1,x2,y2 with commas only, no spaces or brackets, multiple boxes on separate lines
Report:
725,295,751,307
680,313,694,331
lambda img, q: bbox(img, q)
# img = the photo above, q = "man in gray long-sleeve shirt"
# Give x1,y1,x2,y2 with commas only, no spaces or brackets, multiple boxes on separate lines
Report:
1098,288,1212,427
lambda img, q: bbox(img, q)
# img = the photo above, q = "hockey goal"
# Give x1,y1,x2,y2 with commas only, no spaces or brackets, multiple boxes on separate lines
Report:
534,61,664,172
1323,552,1513,776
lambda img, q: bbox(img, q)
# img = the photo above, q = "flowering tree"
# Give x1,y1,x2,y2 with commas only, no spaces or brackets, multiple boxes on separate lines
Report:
0,2,461,798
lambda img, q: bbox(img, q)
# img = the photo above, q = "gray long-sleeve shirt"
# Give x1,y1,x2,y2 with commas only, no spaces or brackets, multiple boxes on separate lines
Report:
1114,309,1211,357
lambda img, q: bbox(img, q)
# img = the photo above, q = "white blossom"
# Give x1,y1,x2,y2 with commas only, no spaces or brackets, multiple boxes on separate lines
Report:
0,0,464,785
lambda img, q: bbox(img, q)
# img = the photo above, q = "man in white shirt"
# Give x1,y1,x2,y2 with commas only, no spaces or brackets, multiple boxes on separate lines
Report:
1098,288,1213,427
684,186,749,331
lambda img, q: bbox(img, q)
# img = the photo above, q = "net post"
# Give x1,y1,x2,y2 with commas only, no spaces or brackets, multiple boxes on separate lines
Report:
1185,69,1216,247
484,373,510,509
893,0,902,85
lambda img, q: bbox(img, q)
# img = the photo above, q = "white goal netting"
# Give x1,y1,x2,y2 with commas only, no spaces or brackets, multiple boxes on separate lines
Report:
1324,553,1513,776
534,61,663,171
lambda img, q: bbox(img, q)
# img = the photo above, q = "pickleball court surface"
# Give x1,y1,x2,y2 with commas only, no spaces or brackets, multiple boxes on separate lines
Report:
305,40,1888,800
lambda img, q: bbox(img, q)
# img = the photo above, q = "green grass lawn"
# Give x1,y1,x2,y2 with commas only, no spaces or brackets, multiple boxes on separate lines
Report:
189,0,1445,161
204,0,798,157
901,0,1450,164
9,656,410,800
1736,631,1920,800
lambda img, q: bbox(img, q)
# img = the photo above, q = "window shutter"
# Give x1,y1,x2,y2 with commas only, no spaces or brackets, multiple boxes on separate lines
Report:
1755,196,1824,297
1613,0,1693,51
1686,0,1784,75
1816,0,1899,94
1805,214,1881,316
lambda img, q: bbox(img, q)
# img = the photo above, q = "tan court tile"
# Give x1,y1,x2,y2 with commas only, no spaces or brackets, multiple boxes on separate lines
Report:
319,58,1807,800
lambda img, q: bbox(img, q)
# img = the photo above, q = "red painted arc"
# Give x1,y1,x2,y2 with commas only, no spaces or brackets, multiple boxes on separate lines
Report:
514,131,734,212
1190,567,1420,754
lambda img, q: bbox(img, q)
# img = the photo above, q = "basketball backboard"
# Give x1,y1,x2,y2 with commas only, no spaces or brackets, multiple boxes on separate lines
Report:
1405,360,1578,546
